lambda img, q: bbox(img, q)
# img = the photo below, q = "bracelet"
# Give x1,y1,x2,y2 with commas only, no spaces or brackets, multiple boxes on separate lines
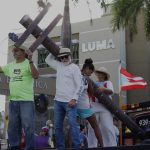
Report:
29,61,33,64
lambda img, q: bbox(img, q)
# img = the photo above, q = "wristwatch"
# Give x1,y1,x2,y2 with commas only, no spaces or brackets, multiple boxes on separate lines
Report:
29,61,33,64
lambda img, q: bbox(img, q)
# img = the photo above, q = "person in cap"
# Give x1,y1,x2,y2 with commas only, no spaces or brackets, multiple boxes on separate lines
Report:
45,47,82,149
88,67,117,147
0,45,39,150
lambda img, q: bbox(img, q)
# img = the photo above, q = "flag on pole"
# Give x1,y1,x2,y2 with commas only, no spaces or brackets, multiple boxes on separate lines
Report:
120,67,147,90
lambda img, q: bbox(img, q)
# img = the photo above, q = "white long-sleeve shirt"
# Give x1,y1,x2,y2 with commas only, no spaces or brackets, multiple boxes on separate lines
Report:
77,75,91,109
45,54,82,102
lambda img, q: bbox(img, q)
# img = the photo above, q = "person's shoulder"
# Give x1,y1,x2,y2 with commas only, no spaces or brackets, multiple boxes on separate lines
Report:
5,61,15,67
95,81,102,85
70,62,77,66
42,126,48,129
105,80,112,84
70,63,80,69
23,59,30,64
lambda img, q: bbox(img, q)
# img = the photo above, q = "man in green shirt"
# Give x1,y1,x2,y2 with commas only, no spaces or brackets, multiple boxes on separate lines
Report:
0,45,39,150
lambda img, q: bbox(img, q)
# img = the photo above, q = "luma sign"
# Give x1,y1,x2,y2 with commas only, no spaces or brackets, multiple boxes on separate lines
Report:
82,39,115,52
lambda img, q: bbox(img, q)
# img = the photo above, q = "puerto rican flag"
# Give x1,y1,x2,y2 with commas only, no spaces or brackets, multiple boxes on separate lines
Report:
120,67,147,91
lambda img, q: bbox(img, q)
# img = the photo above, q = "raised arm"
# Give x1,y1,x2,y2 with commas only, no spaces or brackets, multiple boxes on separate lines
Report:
45,53,60,70
29,62,39,79
26,50,39,79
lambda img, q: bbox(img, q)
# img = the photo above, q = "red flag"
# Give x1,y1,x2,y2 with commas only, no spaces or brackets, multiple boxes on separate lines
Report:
120,67,147,90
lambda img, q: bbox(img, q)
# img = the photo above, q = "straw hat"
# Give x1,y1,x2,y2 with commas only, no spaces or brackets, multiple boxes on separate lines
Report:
57,47,71,57
95,67,110,79
9,45,27,51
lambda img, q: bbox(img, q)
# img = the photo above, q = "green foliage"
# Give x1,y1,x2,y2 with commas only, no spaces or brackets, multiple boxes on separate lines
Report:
72,0,108,9
111,0,150,40
144,0,150,39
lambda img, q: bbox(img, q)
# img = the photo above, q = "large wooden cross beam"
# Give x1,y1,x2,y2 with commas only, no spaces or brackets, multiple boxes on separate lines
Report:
12,1,146,139
19,15,60,57
13,2,62,56
15,2,51,48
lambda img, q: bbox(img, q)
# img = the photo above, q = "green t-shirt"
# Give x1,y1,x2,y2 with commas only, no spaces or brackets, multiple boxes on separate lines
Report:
2,59,34,101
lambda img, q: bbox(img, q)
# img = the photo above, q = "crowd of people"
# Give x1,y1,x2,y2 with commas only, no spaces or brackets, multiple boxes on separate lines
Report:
0,45,119,150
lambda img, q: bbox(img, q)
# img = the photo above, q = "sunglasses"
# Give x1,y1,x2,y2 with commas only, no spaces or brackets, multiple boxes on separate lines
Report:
60,55,69,60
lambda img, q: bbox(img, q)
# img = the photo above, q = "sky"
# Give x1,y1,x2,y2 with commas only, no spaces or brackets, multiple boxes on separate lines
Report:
0,0,111,111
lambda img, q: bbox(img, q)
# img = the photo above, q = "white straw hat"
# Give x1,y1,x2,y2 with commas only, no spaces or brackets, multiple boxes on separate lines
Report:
57,47,71,57
95,67,110,79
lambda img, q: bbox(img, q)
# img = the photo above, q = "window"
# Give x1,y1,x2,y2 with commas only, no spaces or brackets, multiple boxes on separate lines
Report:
38,48,49,68
71,42,79,64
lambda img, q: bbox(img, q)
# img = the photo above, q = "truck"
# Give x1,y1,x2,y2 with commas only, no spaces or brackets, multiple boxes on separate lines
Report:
121,101,150,145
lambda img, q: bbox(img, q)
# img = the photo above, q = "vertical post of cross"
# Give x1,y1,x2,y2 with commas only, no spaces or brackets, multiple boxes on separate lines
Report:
61,0,72,49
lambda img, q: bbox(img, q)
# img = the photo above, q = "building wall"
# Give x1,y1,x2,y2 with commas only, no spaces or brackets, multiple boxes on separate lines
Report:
126,14,150,104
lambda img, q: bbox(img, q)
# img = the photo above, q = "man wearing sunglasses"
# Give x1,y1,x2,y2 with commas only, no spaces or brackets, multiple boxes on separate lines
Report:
0,45,39,150
45,48,82,150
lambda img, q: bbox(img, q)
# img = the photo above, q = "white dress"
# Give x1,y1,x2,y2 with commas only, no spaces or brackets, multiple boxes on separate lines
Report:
88,80,117,147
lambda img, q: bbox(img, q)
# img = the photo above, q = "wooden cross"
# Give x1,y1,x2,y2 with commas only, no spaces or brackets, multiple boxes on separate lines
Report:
14,2,62,57
14,2,145,138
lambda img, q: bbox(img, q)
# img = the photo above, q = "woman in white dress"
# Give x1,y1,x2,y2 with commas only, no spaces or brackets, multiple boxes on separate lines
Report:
88,67,117,147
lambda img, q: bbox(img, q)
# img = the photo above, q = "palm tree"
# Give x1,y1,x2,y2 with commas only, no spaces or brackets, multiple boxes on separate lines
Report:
72,0,108,13
111,0,150,40
73,0,150,40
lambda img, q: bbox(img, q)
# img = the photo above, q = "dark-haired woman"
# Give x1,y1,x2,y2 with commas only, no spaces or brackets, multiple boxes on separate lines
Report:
77,58,103,147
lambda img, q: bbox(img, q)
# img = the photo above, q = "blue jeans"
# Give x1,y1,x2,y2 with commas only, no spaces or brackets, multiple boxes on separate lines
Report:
8,101,35,150
54,100,80,150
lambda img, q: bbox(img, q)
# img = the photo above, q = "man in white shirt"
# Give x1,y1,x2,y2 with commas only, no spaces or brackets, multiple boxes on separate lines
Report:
45,48,82,150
